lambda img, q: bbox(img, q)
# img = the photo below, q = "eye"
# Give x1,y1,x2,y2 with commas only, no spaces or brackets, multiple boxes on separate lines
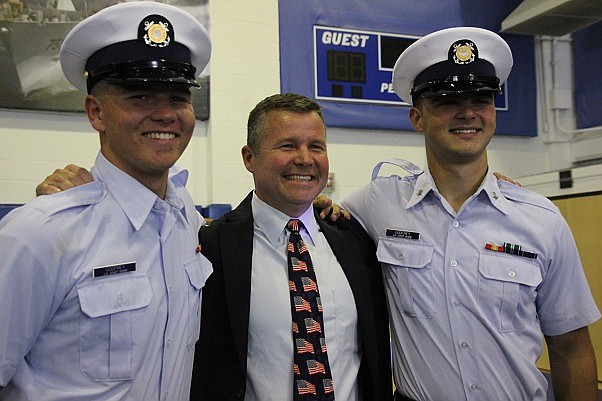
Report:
171,94,192,104
434,98,457,107
472,97,494,107
128,93,152,102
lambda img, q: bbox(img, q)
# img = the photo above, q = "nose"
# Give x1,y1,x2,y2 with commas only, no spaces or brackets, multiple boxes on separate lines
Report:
294,147,314,165
455,100,478,120
152,98,177,124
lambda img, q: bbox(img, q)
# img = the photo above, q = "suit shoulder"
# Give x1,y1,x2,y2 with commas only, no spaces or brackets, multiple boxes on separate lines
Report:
331,215,366,233
324,215,374,246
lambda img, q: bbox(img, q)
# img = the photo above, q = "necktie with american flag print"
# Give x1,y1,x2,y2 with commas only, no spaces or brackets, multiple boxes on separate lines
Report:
286,219,335,401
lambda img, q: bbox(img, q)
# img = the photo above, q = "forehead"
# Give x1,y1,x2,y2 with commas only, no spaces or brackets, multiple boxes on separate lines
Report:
265,110,325,133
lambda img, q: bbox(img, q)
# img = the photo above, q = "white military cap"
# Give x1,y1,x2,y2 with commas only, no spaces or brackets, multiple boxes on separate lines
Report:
60,1,211,93
392,27,513,105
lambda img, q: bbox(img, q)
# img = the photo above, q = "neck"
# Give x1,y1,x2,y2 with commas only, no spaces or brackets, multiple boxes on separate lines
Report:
140,176,169,199
427,155,488,212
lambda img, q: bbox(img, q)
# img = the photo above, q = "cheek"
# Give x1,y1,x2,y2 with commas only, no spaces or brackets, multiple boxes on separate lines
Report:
179,107,196,124
318,155,329,172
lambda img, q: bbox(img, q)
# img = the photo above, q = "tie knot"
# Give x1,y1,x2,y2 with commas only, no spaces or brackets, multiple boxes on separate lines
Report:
286,219,303,234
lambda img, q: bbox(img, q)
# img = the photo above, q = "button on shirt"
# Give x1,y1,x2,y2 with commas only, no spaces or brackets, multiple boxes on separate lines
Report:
0,152,212,401
245,193,361,401
342,167,600,401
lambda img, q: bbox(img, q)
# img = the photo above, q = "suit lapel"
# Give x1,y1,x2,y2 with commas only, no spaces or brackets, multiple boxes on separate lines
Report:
220,193,255,372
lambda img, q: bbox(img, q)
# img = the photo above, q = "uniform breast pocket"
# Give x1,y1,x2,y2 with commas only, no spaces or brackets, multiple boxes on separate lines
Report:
377,238,435,318
184,253,213,346
77,275,152,381
477,253,542,332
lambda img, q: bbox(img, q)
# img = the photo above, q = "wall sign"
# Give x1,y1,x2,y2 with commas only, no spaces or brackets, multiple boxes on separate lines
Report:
314,25,508,110
279,0,535,136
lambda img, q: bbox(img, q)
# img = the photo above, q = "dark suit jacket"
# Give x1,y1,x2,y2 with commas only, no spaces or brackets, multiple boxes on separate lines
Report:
190,192,392,401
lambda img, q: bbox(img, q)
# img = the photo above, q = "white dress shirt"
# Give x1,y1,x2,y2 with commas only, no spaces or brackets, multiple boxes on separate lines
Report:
244,193,362,401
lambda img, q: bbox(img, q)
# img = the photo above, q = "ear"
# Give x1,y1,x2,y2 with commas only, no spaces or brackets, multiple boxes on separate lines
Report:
85,95,105,133
241,145,255,173
408,106,424,132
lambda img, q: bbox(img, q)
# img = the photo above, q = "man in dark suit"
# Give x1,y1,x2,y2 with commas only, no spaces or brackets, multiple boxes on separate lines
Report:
190,93,392,401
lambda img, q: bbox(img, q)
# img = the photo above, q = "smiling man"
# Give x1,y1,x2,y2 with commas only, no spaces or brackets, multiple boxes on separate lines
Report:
191,93,392,401
0,3,213,400
337,27,600,401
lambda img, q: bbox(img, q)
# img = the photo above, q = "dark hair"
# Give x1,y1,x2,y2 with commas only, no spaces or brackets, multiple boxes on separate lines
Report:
247,93,325,153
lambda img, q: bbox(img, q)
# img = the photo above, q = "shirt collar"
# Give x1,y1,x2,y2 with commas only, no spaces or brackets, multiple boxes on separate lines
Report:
251,192,319,246
168,164,189,188
91,152,188,231
405,166,437,209
480,171,510,214
405,165,509,214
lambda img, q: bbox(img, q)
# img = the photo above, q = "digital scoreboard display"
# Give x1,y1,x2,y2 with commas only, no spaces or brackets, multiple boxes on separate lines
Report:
314,25,508,109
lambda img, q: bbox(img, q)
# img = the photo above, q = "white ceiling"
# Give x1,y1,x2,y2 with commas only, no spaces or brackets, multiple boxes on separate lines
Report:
501,0,602,36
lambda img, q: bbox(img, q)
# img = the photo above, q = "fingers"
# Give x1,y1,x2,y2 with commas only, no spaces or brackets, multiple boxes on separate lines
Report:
328,208,351,221
35,182,62,196
313,194,333,208
320,203,351,221
319,206,334,220
493,171,522,187
35,165,94,196
65,164,94,185
314,194,334,220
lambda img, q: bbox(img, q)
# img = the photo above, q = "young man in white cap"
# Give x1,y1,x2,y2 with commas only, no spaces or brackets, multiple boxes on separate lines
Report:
0,3,212,400
336,27,599,401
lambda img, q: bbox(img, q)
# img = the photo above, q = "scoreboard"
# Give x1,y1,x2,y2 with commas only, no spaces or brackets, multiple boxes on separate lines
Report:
313,25,508,110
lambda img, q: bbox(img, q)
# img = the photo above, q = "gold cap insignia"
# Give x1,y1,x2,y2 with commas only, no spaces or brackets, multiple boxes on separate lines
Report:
450,40,476,65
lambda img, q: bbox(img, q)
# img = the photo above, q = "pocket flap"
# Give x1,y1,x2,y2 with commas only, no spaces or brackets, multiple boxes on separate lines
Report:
78,275,152,318
376,238,434,268
184,254,213,290
478,253,542,286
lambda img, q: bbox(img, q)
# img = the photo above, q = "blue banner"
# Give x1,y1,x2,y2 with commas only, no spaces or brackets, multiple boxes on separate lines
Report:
279,0,537,136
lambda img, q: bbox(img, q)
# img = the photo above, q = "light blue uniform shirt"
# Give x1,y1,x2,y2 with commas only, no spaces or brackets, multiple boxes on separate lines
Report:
342,159,600,401
0,152,212,401
245,193,361,401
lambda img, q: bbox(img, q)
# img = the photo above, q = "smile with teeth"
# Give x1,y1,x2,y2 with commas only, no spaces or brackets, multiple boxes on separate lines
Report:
144,132,176,140
450,128,479,134
286,174,312,181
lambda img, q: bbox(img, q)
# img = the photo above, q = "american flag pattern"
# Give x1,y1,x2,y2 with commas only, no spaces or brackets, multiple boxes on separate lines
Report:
307,360,326,375
291,257,308,272
304,317,322,334
296,338,315,354
323,379,334,394
301,277,318,292
286,219,335,400
294,296,312,313
297,380,317,395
